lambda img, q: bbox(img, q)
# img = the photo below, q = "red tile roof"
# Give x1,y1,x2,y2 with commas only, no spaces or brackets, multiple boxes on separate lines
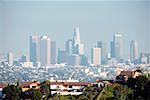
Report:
0,83,7,88
19,81,40,88
43,82,92,86
120,71,133,77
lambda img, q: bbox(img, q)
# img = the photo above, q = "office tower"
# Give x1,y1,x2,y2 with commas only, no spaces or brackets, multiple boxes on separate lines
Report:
30,35,40,63
140,53,147,64
130,40,138,63
77,44,84,55
57,49,67,64
113,33,123,62
68,54,80,66
40,35,51,66
110,41,115,58
7,52,13,65
97,41,108,64
72,27,84,55
141,53,150,64
66,39,73,56
51,41,56,64
20,55,29,62
91,48,101,66
145,53,150,64
80,55,88,66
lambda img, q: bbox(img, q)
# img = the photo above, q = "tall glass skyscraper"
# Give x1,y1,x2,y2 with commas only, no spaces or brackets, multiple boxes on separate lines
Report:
113,33,123,62
40,35,51,66
30,35,40,63
97,41,108,64
30,35,51,66
110,41,115,58
51,41,56,64
66,39,73,56
130,40,138,63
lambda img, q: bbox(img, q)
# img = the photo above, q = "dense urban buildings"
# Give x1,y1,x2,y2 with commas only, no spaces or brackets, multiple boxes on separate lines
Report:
27,27,150,67
0,27,150,99
0,0,149,99
0,27,149,85
27,27,150,66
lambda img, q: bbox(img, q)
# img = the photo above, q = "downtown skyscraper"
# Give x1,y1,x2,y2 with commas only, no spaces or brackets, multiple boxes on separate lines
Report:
72,27,84,55
91,48,101,66
130,40,138,63
65,27,86,66
66,39,73,56
112,33,123,62
40,35,51,66
51,41,56,64
30,35,52,66
7,52,13,65
30,35,40,63
97,41,108,64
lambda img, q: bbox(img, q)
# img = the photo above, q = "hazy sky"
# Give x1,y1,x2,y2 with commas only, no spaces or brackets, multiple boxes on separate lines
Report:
0,0,149,59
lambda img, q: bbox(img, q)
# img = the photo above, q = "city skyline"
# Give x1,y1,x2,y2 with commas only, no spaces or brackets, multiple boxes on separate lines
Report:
0,0,149,59
29,29,147,65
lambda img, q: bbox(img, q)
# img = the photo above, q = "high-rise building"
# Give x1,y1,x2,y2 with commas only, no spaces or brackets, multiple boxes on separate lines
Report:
30,35,40,63
130,40,138,63
140,53,148,64
91,48,101,66
7,52,13,65
110,41,115,58
51,41,56,64
80,55,88,66
97,41,108,64
72,27,84,55
57,49,67,64
66,39,73,56
113,33,123,62
68,54,80,66
145,53,150,64
77,44,84,55
20,55,29,62
40,35,51,66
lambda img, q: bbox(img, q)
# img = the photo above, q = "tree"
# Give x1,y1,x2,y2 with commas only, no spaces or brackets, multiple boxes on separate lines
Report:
127,77,137,89
96,86,114,100
143,80,150,99
3,84,22,100
40,84,50,99
135,75,147,98
30,89,42,100
113,84,129,100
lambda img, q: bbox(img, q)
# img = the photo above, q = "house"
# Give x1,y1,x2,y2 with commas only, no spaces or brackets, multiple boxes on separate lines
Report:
19,81,40,92
42,81,92,95
115,70,143,84
115,71,134,83
120,71,133,80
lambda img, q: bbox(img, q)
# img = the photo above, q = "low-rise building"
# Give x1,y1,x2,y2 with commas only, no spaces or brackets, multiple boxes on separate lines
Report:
42,81,92,95
19,81,40,92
